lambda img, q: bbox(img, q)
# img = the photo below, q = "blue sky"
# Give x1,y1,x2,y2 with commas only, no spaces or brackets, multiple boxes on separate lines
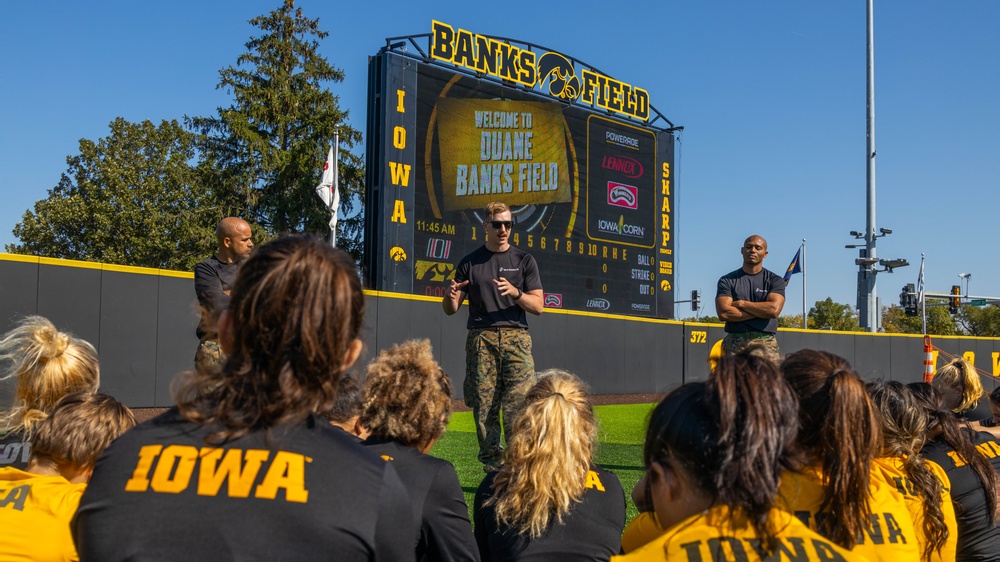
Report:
2,1,997,320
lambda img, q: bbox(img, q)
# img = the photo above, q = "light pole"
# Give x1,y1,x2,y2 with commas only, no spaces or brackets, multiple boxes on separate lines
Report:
958,273,971,296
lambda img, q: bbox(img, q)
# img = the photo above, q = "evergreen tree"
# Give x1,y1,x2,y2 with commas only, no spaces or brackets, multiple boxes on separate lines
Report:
189,0,364,259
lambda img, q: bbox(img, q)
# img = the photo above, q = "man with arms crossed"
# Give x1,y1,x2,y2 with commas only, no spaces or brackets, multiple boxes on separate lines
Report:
443,202,544,472
715,234,785,362
194,217,254,376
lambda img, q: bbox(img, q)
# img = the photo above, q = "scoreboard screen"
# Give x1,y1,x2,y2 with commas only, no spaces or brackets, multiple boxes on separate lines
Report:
364,23,678,318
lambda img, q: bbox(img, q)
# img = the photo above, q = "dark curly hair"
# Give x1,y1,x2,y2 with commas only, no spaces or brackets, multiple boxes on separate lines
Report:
360,339,451,449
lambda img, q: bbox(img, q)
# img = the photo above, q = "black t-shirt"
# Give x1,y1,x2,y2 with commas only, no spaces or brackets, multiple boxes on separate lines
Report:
473,464,625,561
0,430,28,470
922,429,1000,562
454,246,542,330
362,438,479,562
194,256,239,340
73,408,416,562
716,267,786,334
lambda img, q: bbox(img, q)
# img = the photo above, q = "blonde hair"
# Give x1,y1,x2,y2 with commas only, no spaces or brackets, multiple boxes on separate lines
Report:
0,316,100,436
932,358,983,414
485,202,510,218
488,370,597,538
360,339,451,449
30,391,136,469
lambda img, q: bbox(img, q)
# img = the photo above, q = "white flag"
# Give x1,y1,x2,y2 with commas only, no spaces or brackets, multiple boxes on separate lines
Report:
315,147,336,208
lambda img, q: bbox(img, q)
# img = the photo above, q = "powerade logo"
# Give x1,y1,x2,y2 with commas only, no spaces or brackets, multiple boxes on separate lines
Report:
586,298,611,311
543,293,563,308
607,182,638,210
597,216,645,238
605,131,639,149
601,155,644,179
631,303,651,312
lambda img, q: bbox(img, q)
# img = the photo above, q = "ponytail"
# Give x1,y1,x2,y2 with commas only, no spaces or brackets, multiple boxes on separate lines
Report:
781,349,880,549
645,352,799,553
910,382,999,525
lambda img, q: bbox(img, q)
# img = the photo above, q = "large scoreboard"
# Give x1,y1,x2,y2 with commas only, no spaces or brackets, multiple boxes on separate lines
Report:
364,21,680,318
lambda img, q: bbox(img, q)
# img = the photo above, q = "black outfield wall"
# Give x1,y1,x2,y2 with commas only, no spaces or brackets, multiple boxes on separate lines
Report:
1,254,998,408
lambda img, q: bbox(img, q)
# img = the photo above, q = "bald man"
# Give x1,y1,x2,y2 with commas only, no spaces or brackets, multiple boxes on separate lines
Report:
194,217,254,376
715,235,785,362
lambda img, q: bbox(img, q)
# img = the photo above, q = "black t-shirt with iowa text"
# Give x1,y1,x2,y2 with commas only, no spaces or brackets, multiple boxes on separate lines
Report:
73,408,416,561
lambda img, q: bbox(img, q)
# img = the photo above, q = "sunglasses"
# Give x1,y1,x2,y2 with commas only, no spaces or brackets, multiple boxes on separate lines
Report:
489,220,513,230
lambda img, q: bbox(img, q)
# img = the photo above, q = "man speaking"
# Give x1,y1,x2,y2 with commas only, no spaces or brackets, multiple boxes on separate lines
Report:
443,202,543,472
715,234,785,362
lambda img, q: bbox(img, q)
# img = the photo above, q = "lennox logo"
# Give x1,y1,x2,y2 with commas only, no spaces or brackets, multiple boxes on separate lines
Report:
586,298,611,311
607,182,638,210
543,293,563,308
601,155,644,178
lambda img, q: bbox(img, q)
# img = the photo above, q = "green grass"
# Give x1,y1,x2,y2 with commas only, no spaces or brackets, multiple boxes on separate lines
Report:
429,403,656,523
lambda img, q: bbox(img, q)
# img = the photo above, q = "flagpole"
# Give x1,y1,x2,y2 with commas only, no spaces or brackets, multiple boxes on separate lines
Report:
920,253,927,335
331,132,339,248
801,239,807,329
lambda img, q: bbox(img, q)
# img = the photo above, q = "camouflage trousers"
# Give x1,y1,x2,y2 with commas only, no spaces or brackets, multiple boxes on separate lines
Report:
464,327,536,471
722,332,781,364
194,339,226,378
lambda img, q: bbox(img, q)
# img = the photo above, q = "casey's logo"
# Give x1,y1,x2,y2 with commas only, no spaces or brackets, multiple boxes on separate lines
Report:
607,182,638,210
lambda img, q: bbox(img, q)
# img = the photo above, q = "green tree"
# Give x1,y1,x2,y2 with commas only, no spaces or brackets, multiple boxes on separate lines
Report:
8,118,217,270
778,314,805,329
957,304,1000,337
881,302,959,335
189,0,364,259
807,298,860,331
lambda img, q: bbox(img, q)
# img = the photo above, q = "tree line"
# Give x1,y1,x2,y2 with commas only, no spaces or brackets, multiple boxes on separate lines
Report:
7,0,362,271
682,296,1000,337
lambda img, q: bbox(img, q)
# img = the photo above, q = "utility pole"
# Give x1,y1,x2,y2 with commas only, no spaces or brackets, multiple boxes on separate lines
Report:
851,0,908,332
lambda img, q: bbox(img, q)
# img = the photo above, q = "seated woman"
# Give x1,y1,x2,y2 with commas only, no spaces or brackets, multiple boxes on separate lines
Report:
0,316,101,469
910,382,1000,562
360,338,478,562
866,380,957,562
779,349,920,561
0,392,135,561
73,235,416,561
931,358,991,422
475,370,625,561
613,352,864,561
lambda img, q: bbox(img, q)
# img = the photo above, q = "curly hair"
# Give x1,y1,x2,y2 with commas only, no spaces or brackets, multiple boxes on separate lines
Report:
0,316,100,437
487,370,598,538
174,235,365,443
780,349,882,549
866,380,949,562
360,339,451,449
931,358,983,414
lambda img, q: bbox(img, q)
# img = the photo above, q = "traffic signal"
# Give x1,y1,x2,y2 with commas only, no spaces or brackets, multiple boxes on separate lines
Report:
950,285,961,314
900,283,917,316
691,290,701,311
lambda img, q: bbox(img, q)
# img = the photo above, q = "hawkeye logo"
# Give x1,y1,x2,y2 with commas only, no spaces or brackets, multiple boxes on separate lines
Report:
607,182,638,210
430,20,649,121
416,260,455,282
597,216,645,238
